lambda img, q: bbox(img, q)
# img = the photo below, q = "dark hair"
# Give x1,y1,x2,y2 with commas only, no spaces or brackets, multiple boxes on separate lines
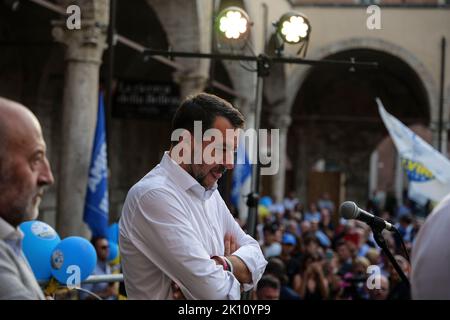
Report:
399,214,413,224
91,236,108,248
171,93,244,146
265,257,288,285
334,239,349,250
303,233,319,246
257,275,281,291
263,223,279,235
299,252,323,274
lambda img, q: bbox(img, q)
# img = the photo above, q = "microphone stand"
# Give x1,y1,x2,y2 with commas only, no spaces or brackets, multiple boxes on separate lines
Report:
369,223,410,287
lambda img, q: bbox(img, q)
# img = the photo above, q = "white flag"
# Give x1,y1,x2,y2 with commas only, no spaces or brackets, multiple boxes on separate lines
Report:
377,98,450,203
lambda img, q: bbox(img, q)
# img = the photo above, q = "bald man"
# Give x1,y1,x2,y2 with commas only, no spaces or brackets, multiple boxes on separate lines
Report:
0,97,54,300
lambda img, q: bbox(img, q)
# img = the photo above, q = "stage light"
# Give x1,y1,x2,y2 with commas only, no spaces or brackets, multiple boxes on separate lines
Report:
277,12,310,44
216,7,251,42
273,12,311,57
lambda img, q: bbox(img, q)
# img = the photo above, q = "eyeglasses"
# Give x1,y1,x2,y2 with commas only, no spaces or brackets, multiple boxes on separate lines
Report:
100,245,109,249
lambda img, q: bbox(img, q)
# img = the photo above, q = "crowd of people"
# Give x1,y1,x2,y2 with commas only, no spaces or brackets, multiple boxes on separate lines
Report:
250,191,426,300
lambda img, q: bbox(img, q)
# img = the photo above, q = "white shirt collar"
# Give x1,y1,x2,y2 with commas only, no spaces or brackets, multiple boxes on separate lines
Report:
0,216,25,256
0,216,24,242
161,151,217,201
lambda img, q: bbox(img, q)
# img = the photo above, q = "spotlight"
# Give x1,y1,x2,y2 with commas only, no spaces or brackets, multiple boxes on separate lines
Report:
274,12,311,57
215,6,251,48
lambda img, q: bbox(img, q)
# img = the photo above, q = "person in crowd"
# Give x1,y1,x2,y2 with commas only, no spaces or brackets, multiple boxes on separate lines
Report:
367,275,390,300
300,220,312,236
264,257,300,300
303,234,321,256
119,93,267,299
255,274,280,300
387,255,411,300
311,219,331,248
0,97,54,300
396,198,413,218
283,191,299,213
319,208,334,239
262,223,282,259
317,192,335,213
365,248,381,267
80,237,118,300
304,202,321,222
286,219,300,237
335,240,354,275
293,252,329,300
278,233,302,287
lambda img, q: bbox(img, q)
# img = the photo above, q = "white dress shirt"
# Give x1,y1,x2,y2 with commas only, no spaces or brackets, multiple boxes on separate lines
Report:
0,217,45,300
411,193,450,299
119,152,267,300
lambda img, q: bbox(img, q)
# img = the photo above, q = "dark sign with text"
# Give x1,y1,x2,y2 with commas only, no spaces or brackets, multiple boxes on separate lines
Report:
112,80,180,118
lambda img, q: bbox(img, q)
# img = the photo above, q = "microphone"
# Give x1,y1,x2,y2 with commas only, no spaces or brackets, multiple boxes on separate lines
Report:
339,201,395,232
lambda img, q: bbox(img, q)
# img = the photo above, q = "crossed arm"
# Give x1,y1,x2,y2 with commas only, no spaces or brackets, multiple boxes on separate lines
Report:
129,189,266,300
172,233,251,299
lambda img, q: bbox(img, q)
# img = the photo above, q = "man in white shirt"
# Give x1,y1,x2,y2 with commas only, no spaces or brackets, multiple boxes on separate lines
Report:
411,194,450,299
0,97,54,299
119,93,267,299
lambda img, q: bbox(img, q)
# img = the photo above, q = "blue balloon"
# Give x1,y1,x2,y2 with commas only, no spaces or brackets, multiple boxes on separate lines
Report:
106,223,119,245
107,241,119,263
19,221,61,281
259,196,273,208
50,237,97,285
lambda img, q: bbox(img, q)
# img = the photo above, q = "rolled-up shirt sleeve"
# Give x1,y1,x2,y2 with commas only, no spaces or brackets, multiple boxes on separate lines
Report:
129,188,241,300
219,197,268,291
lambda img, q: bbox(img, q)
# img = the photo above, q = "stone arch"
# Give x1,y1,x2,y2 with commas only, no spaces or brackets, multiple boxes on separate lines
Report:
147,0,212,81
286,38,437,123
286,42,433,206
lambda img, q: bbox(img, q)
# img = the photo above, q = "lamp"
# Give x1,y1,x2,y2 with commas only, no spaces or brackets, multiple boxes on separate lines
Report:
215,6,251,49
274,12,311,57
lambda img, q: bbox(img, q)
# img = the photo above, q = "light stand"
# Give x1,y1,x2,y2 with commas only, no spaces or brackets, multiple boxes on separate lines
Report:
245,54,271,239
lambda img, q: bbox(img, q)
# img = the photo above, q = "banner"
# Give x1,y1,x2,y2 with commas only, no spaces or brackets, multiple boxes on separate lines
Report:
231,136,252,221
377,98,450,203
83,92,109,237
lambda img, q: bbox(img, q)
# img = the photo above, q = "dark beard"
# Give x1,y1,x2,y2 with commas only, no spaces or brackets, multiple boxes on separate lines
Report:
189,165,227,189
0,162,34,227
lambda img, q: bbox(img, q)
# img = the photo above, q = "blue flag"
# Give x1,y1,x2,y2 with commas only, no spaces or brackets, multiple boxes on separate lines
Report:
231,137,252,209
83,93,109,237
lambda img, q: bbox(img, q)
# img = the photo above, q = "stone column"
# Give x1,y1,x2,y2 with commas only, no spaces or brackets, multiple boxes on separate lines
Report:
53,1,109,237
269,114,291,204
